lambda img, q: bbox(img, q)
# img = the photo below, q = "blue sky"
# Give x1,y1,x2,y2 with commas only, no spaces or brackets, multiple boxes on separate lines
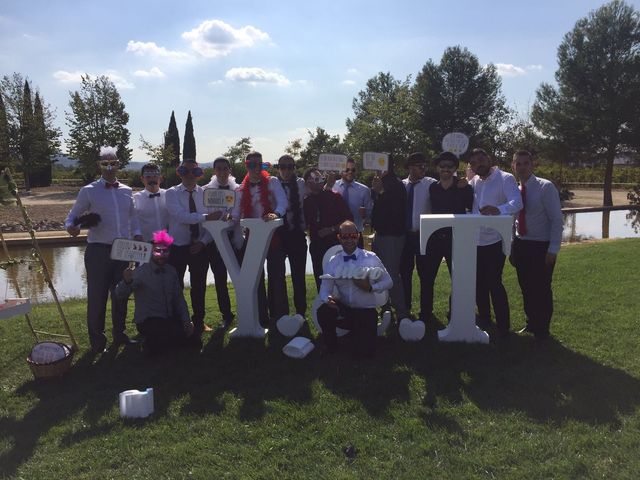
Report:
1,0,636,163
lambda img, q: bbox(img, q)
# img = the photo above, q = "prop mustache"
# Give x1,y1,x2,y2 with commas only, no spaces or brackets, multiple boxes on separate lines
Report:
73,213,101,228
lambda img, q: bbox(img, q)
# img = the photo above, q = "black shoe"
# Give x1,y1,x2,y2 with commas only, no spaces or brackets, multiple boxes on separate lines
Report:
113,334,139,346
219,317,234,330
517,326,534,335
89,344,107,355
496,329,510,340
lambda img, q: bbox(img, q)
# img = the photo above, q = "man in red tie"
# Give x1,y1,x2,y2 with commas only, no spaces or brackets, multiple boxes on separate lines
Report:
510,150,563,341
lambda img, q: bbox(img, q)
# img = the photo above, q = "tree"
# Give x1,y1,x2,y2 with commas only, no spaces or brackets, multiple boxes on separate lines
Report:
532,0,640,206
284,138,303,161
345,72,421,158
139,135,179,187
223,136,253,164
183,110,196,160
0,93,9,170
298,127,344,171
163,110,180,167
66,74,131,182
414,46,511,157
30,92,52,186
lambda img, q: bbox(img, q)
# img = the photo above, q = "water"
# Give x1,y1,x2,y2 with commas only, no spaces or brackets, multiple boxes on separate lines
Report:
2,210,638,302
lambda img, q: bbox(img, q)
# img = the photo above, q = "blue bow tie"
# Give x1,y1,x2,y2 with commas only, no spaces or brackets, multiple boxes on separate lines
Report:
148,193,161,198
343,254,357,262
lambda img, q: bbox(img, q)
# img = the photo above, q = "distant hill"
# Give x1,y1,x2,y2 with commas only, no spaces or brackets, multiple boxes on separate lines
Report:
52,154,212,171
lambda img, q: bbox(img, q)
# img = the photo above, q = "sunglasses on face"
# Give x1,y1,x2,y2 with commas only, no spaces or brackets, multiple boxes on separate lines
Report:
99,160,119,168
245,161,261,169
177,165,203,177
152,247,170,257
278,164,295,170
344,168,356,173
308,175,325,184
438,163,456,170
143,171,160,178
338,233,359,240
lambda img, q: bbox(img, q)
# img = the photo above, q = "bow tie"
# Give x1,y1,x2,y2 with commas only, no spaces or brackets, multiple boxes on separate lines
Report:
105,182,119,189
218,185,230,190
343,254,357,262
148,193,161,198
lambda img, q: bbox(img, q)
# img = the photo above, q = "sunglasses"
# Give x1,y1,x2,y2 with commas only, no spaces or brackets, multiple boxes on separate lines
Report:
143,171,161,178
152,247,170,256
438,163,456,169
338,233,359,240
307,175,325,184
177,166,203,177
278,164,295,170
99,160,119,167
344,168,356,173
245,161,262,169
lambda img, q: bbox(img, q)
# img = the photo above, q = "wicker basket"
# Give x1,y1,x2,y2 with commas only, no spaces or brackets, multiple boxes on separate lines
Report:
27,342,74,379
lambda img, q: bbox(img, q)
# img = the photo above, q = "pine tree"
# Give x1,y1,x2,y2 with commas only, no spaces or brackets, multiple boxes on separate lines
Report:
183,110,196,161
163,110,180,167
31,92,52,186
20,80,34,191
0,93,10,170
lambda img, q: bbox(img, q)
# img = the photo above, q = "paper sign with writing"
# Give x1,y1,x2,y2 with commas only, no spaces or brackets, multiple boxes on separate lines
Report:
318,154,347,172
363,152,389,171
442,132,470,157
110,238,152,264
203,188,236,209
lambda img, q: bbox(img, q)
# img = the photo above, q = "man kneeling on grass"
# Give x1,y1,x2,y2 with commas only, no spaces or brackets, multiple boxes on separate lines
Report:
115,230,200,355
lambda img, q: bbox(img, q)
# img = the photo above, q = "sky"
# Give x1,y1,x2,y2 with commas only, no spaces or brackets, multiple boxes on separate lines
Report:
1,0,637,164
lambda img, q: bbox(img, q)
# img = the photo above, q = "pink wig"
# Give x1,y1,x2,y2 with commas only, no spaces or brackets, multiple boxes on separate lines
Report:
152,229,174,247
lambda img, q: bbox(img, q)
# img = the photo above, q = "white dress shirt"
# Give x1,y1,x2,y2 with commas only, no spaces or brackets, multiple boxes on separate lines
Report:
320,248,393,308
469,167,523,246
231,176,288,221
332,179,373,232
64,177,141,244
165,184,211,247
133,188,168,242
402,176,436,232
515,174,564,254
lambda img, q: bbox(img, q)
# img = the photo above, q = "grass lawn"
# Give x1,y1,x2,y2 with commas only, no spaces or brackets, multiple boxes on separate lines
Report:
0,238,639,479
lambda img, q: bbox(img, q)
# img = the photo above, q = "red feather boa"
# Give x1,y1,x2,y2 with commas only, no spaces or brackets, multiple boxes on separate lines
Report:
240,170,273,218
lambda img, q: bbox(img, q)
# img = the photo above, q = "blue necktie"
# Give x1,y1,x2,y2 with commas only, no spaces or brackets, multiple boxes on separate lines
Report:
406,182,416,230
343,254,357,262
343,182,351,206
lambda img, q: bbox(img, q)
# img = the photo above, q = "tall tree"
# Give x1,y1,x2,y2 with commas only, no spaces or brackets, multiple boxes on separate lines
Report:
183,110,196,160
414,46,510,157
31,92,52,186
532,0,640,206
163,110,180,167
345,72,420,157
284,138,303,161
66,74,131,182
19,80,35,190
298,127,344,171
0,93,9,170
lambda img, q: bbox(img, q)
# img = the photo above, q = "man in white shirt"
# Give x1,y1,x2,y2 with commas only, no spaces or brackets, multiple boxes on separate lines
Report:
64,146,142,353
332,157,372,248
510,150,563,340
203,156,239,329
318,220,393,357
133,164,168,242
399,152,436,321
165,159,220,336
468,148,523,338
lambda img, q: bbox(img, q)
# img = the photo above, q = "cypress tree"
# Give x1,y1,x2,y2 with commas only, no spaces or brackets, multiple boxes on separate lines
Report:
183,110,196,161
31,92,52,186
163,110,180,167
20,80,34,191
0,93,10,171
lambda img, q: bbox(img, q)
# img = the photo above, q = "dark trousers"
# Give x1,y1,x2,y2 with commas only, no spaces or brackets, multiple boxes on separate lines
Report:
136,316,196,354
169,245,208,331
512,238,555,336
400,232,429,318
279,228,308,316
206,241,234,322
420,230,453,320
317,302,377,356
84,243,129,350
476,241,510,333
309,239,339,291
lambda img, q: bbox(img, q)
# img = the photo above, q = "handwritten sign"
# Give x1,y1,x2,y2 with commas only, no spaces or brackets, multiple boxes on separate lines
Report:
110,238,152,264
363,152,389,171
318,153,347,172
442,132,469,157
203,188,236,209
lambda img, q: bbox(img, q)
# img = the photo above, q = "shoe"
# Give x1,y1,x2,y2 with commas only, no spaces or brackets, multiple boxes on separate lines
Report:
89,344,107,355
113,334,139,346
517,326,534,335
496,329,510,340
219,317,233,330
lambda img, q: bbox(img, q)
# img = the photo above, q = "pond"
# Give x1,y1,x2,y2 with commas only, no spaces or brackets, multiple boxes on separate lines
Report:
2,210,638,302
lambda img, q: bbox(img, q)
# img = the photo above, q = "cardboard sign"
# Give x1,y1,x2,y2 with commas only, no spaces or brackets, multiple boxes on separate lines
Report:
110,238,152,264
318,154,347,172
363,152,389,171
442,132,469,157
203,188,236,209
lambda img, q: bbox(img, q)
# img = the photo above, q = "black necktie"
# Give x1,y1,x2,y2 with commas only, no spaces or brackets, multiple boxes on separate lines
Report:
149,193,160,198
406,182,416,230
343,254,357,262
219,185,230,190
188,190,200,241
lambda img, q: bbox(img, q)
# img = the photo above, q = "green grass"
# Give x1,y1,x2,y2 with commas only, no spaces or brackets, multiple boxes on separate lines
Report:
1,239,639,479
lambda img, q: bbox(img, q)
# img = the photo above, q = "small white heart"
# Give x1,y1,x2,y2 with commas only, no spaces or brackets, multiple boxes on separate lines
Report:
398,317,425,342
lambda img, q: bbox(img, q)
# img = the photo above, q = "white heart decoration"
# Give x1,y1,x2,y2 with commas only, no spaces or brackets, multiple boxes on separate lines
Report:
276,314,304,337
377,310,392,336
368,267,383,281
398,318,425,342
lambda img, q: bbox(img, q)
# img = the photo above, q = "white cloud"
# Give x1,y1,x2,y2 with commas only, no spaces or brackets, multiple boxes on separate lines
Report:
526,64,543,71
342,79,356,85
53,69,135,89
347,68,359,75
133,67,165,78
208,79,224,86
182,19,269,58
126,40,190,59
225,67,290,86
495,63,544,77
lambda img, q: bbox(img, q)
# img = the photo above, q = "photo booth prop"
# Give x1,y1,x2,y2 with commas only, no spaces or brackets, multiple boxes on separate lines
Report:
282,337,315,359
318,154,348,172
276,314,305,337
399,318,426,341
203,188,236,209
119,388,154,418
363,152,389,171
442,132,469,157
110,238,152,264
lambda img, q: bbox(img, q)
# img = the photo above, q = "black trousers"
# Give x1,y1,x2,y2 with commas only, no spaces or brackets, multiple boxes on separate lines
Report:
400,232,433,318
309,239,339,291
169,244,208,331
278,227,308,316
476,241,510,333
317,302,377,356
84,243,129,350
421,230,453,319
511,238,555,337
206,241,234,322
136,316,197,354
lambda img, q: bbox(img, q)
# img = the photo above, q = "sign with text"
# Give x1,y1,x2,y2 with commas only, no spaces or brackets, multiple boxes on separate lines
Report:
442,132,469,157
318,153,347,172
110,238,152,264
203,188,236,209
363,152,389,171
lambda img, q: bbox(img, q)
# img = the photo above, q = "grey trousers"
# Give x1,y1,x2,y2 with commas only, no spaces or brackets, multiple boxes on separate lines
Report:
372,233,409,319
84,243,129,349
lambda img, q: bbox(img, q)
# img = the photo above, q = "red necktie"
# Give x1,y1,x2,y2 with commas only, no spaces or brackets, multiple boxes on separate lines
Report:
518,183,527,235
